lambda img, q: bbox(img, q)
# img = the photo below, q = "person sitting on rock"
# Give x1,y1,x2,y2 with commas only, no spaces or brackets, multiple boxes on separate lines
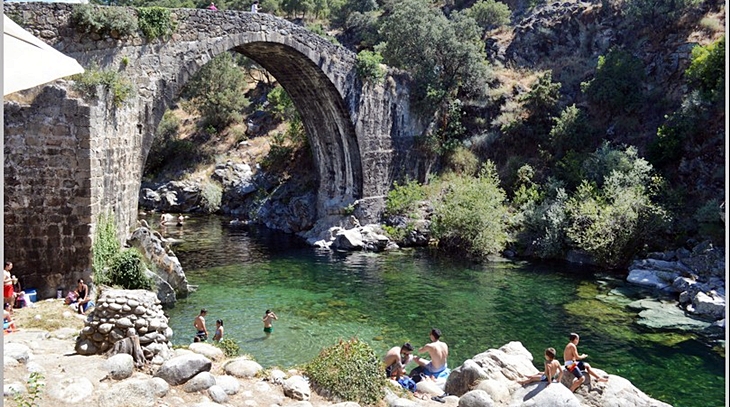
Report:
384,342,414,379
411,328,449,381
3,302,17,333
75,279,93,315
518,347,563,386
563,332,608,392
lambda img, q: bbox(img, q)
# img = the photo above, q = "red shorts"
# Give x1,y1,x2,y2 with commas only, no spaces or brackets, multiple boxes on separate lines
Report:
4,284,14,299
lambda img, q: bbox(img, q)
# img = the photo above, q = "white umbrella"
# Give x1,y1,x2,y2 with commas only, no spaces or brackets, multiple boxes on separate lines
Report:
3,14,85,96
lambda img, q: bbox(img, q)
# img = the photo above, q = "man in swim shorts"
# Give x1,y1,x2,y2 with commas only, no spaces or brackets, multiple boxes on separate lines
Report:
193,308,208,342
519,347,563,385
384,342,414,379
263,309,277,335
563,332,609,392
413,328,449,379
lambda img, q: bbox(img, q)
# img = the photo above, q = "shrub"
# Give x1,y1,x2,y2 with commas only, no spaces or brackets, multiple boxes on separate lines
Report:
71,4,138,37
200,179,223,213
103,249,155,290
215,337,241,357
72,66,135,108
685,36,725,102
581,49,645,117
549,104,594,159
625,0,701,29
355,50,385,83
517,186,570,259
466,0,511,32
136,7,176,40
385,179,426,217
304,338,386,404
92,211,121,285
445,145,479,176
183,52,250,130
562,144,670,268
431,162,510,258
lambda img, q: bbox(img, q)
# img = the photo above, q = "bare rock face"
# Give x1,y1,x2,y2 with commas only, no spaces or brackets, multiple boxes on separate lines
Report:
75,289,174,364
128,226,192,304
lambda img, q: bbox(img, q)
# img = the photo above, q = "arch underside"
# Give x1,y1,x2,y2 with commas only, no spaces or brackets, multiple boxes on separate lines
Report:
233,42,363,215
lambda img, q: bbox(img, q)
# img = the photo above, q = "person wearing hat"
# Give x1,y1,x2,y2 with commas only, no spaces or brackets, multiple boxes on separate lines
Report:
193,308,208,342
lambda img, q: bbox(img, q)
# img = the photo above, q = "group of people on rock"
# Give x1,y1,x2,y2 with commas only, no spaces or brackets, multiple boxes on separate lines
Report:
383,330,608,394
192,308,278,342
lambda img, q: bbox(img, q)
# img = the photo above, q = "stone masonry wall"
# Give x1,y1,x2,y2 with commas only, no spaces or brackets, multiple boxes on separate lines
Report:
4,83,146,299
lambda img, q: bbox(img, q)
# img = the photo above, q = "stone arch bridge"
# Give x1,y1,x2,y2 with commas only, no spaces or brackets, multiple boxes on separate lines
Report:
3,3,426,298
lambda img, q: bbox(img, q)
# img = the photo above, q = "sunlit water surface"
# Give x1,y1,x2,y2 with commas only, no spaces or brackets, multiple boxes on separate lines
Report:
151,214,725,407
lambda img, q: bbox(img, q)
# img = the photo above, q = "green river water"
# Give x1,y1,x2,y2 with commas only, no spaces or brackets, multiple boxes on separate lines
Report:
153,214,726,407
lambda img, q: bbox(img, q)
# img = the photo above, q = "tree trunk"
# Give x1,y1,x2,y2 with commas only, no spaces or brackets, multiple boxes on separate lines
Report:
107,335,146,368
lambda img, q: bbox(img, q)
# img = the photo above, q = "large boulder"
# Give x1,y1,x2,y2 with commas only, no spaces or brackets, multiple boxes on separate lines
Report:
283,375,311,401
691,291,725,319
46,377,94,403
511,381,580,407
103,353,134,380
96,378,157,407
223,357,262,378
154,353,212,385
128,227,191,300
183,371,216,393
189,342,225,361
458,389,493,407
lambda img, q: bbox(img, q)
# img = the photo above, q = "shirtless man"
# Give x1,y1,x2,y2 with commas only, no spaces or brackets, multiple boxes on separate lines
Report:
413,328,449,378
383,342,414,379
563,332,608,392
263,309,278,336
193,309,208,342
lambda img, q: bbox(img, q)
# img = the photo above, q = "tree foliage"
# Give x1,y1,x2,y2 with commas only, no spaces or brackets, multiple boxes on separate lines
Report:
581,49,645,117
378,0,489,109
184,52,250,130
465,0,511,32
431,162,510,258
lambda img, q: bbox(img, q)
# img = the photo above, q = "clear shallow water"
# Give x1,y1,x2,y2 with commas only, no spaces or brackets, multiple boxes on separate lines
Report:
152,214,726,407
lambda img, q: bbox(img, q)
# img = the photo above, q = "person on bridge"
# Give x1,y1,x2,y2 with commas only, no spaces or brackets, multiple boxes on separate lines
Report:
251,0,260,12
208,2,218,10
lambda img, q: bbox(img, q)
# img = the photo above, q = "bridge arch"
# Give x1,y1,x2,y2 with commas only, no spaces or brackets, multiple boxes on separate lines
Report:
3,3,425,298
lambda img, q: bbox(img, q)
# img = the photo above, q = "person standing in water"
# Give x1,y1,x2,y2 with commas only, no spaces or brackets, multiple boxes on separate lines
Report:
213,319,224,342
263,309,278,335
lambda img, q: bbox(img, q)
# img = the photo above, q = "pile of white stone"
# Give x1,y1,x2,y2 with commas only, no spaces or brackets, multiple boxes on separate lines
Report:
75,289,174,363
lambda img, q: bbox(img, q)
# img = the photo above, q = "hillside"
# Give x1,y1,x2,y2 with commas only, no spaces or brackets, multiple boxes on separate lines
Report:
141,0,726,266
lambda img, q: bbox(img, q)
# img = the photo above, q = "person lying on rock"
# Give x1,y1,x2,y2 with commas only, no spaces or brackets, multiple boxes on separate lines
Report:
518,347,563,386
563,332,609,392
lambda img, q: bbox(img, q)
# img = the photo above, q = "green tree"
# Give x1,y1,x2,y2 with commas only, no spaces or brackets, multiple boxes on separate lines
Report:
431,162,510,258
625,0,701,29
565,144,669,268
184,52,250,130
581,48,645,118
685,36,725,102
465,0,511,33
378,0,489,109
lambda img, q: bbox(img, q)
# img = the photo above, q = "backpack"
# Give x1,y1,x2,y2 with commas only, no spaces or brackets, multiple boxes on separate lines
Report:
397,376,417,392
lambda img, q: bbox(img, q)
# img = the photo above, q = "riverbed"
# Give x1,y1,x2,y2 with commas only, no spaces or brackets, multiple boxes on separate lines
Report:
150,214,725,407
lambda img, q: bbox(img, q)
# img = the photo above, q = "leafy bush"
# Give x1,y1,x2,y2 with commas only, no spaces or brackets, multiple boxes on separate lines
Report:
549,104,594,159
183,52,250,130
581,49,645,117
564,144,669,268
466,0,511,32
355,50,385,83
386,179,426,217
304,338,386,404
685,36,725,102
267,85,298,122
136,7,176,39
445,145,479,176
72,66,135,108
431,162,510,258
215,337,241,357
625,0,701,29
92,211,121,284
71,4,138,37
200,179,223,213
517,186,570,259
101,249,155,290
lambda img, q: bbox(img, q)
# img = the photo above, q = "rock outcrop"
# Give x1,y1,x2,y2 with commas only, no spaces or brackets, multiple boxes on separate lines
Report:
626,241,725,326
127,226,193,304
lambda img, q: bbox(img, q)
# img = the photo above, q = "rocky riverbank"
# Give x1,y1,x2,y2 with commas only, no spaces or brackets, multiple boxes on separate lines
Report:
624,240,725,338
5,301,672,407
